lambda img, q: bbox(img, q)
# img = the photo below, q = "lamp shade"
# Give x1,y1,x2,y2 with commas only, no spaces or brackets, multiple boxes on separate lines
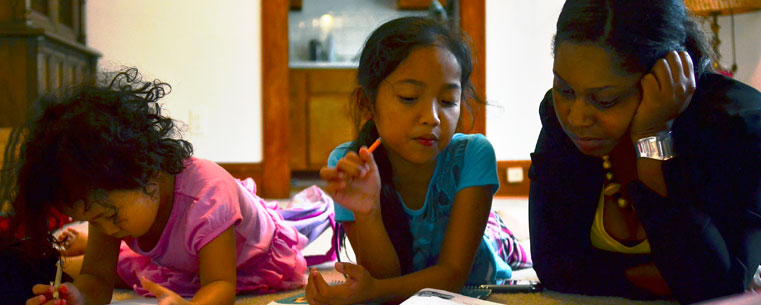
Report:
685,0,761,16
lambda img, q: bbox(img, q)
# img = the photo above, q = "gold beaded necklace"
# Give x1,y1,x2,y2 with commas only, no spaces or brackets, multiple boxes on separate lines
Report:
602,155,630,209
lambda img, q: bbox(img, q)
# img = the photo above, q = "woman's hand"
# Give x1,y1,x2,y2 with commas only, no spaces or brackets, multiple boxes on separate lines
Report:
305,263,379,305
319,147,381,216
630,50,696,142
26,283,84,305
139,277,191,305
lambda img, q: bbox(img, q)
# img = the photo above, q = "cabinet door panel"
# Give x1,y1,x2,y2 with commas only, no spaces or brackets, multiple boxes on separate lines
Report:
289,70,309,170
307,93,355,167
307,69,357,94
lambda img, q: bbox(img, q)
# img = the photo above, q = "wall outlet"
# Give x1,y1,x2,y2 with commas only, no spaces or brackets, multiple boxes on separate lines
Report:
507,167,524,184
188,108,208,135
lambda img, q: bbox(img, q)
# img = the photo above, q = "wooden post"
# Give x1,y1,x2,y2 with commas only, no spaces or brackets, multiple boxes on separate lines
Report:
261,0,291,198
460,0,486,135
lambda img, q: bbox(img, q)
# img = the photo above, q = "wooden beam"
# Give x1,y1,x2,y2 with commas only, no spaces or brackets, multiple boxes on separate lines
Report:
261,0,290,198
460,0,486,135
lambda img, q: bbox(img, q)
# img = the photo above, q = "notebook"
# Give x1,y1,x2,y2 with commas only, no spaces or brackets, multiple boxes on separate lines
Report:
401,288,500,305
267,287,492,304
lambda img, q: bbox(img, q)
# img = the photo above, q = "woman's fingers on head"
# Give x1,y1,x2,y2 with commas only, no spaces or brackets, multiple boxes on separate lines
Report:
641,73,659,102
679,51,695,79
666,51,684,84
679,51,697,93
652,58,673,92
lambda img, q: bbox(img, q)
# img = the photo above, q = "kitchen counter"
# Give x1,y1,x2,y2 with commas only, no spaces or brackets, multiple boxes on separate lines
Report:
289,61,358,69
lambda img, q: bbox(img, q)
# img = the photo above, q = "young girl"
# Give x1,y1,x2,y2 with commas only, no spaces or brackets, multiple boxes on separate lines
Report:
305,17,530,304
17,69,308,305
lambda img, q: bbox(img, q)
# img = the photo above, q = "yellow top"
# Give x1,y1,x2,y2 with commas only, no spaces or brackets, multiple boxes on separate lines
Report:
590,187,651,254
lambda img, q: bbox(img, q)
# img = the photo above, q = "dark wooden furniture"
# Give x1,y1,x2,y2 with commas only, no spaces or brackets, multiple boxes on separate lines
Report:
0,0,100,127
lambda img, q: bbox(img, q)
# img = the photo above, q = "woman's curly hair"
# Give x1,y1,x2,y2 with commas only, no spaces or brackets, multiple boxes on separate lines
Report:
5,68,192,259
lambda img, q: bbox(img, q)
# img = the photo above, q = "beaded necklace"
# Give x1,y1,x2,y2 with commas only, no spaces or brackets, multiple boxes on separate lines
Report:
602,155,630,209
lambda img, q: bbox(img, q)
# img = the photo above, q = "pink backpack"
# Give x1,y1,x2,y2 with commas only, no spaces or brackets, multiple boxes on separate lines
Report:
267,185,339,266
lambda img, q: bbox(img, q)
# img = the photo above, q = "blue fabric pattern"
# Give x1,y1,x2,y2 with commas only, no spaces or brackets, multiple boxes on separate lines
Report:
328,133,507,284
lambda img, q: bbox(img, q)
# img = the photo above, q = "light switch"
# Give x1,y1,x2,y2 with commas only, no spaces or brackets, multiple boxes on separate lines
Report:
188,108,208,135
507,167,524,184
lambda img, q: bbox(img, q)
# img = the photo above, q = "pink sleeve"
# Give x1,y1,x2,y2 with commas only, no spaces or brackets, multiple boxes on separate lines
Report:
184,182,242,255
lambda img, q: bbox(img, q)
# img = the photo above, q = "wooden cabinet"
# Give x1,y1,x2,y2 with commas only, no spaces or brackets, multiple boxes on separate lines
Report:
289,68,357,171
0,0,100,127
289,0,302,11
398,0,447,10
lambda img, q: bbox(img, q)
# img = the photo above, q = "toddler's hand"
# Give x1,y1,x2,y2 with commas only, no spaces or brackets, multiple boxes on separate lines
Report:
26,283,84,305
319,146,381,216
57,227,87,256
139,277,190,305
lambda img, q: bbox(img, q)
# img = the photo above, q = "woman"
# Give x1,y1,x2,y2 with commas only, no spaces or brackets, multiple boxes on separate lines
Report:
528,0,761,303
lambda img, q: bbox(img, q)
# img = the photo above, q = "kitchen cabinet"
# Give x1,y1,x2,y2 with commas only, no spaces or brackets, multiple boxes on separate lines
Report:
398,0,447,10
289,68,357,171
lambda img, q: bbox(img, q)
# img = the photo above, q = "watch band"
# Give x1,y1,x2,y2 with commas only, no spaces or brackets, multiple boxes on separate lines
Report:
635,131,676,160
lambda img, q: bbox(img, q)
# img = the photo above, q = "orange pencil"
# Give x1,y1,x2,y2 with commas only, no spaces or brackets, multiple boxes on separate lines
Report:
367,138,382,153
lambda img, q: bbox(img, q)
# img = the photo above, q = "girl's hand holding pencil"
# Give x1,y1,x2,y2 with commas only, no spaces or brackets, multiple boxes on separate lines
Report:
320,138,382,216
306,262,378,305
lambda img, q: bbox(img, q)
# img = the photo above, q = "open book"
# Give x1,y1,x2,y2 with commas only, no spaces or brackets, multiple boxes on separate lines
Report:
267,287,493,305
401,288,500,305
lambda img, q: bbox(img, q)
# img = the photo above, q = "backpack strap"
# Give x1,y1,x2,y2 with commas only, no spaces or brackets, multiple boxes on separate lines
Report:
277,186,338,267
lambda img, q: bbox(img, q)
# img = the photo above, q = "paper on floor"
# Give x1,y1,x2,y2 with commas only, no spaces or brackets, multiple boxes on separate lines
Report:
401,288,500,305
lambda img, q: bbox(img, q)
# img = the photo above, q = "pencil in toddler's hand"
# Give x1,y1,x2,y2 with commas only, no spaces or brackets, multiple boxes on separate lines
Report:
368,138,382,153
51,258,62,299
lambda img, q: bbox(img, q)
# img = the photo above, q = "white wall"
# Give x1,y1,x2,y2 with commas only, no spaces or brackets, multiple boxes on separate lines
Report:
485,0,565,161
84,1,760,163
86,0,262,163
485,2,761,161
716,12,761,91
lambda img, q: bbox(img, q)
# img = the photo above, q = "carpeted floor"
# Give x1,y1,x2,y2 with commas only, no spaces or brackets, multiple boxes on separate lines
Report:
110,197,680,304
112,267,679,305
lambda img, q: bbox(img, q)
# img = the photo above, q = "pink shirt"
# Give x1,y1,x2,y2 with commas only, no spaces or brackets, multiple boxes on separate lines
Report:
116,158,307,297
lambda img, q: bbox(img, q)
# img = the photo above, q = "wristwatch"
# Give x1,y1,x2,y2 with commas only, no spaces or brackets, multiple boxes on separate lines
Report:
635,131,676,160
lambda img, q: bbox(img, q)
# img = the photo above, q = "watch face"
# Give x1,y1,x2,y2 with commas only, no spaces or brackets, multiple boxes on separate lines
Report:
635,133,675,160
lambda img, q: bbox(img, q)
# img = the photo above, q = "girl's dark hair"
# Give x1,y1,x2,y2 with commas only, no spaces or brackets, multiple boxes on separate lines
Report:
553,0,714,78
344,16,481,274
5,68,192,259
